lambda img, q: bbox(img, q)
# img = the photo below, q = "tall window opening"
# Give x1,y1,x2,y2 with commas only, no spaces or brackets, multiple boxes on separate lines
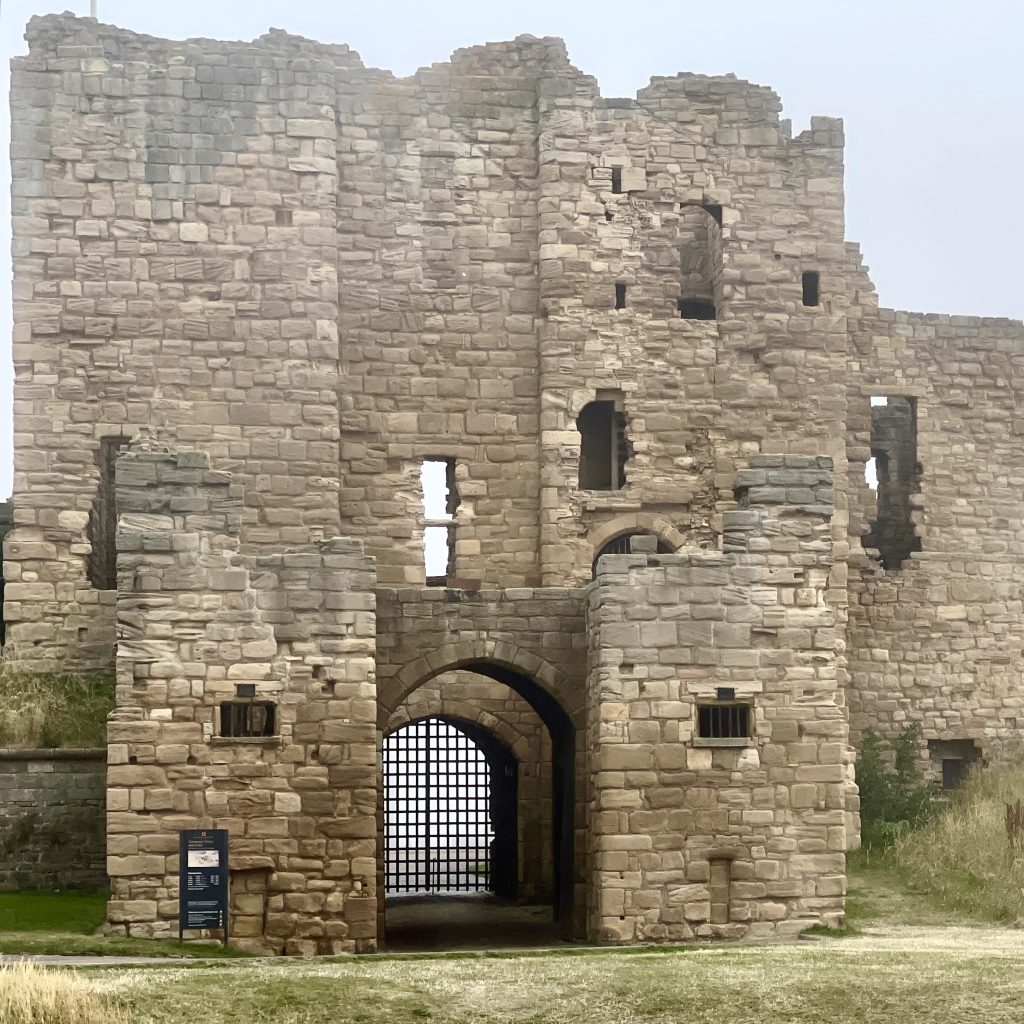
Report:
802,270,820,307
864,397,921,570
577,395,629,491
610,166,623,194
677,204,723,321
421,459,459,586
614,282,627,309
86,437,128,590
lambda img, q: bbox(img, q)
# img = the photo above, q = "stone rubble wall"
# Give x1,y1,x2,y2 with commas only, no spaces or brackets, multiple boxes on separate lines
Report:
587,457,847,942
0,748,107,891
108,440,377,954
5,15,345,671
535,79,851,589
845,244,1024,779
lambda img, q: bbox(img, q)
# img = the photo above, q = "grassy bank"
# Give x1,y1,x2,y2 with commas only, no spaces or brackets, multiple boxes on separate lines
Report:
0,672,114,748
0,892,107,934
881,763,1024,925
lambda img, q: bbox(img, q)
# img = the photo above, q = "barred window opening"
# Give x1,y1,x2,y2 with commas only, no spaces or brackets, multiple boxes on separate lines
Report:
697,703,751,743
220,701,276,738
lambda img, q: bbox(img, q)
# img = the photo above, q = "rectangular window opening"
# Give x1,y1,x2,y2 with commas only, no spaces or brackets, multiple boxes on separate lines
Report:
578,397,629,490
220,701,276,738
928,739,980,791
615,282,627,309
421,458,459,586
678,297,716,320
86,436,129,591
697,702,751,744
610,166,623,194
802,270,820,307
864,397,921,570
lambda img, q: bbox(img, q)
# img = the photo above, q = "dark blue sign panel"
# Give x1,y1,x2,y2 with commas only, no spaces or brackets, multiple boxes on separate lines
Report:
178,828,229,942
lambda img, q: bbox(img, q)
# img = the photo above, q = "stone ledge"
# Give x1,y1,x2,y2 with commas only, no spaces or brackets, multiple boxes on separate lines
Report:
0,747,106,761
691,737,752,748
209,737,285,748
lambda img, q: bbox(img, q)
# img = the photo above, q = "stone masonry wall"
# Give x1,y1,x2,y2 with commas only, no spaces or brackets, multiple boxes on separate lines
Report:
586,457,847,942
108,440,377,954
0,748,106,890
9,11,1024,952
6,16,345,671
845,244,1024,781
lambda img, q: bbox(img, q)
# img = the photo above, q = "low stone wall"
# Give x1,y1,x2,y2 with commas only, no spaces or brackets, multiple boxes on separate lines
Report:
0,748,106,891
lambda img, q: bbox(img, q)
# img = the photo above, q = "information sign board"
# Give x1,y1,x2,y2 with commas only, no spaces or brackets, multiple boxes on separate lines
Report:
178,828,229,943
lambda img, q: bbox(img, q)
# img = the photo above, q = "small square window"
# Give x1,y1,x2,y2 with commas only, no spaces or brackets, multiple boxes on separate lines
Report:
696,702,751,745
220,701,276,738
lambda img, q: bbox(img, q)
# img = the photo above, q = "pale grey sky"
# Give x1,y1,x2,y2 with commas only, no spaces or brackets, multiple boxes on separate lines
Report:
1,0,1022,497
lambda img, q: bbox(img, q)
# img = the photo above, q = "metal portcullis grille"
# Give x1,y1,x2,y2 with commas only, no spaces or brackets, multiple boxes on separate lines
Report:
384,717,494,895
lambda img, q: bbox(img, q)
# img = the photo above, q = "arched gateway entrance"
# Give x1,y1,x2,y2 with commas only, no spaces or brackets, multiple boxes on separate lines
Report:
379,660,577,950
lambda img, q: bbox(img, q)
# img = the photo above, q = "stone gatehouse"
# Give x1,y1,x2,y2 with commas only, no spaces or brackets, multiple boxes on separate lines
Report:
4,13,1021,953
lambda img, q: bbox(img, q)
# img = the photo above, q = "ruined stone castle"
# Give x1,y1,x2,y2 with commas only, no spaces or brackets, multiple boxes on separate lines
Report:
4,13,1022,954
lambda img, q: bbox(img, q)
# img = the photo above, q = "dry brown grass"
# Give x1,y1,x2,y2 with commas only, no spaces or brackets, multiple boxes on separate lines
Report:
0,671,113,748
0,963,125,1024
888,761,1024,924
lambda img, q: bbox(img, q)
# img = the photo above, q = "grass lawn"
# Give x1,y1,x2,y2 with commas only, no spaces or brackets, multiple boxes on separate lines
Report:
88,938,1024,1024
0,891,107,934
0,891,248,959
4,854,1023,1024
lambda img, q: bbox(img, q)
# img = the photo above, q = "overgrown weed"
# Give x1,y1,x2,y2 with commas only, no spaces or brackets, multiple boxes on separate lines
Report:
886,761,1024,924
0,671,113,748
